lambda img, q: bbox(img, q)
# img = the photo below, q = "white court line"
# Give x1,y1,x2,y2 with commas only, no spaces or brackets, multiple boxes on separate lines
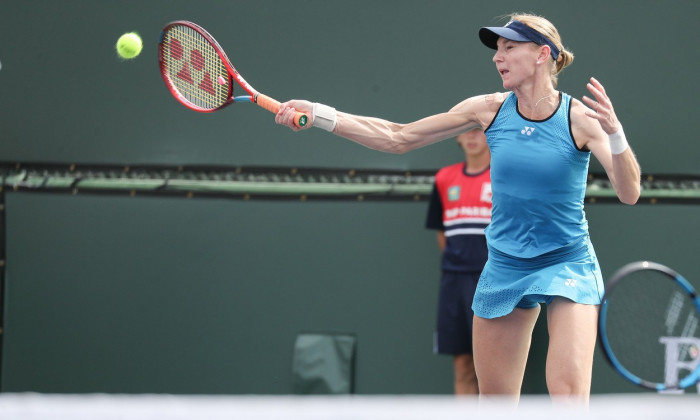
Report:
0,394,698,420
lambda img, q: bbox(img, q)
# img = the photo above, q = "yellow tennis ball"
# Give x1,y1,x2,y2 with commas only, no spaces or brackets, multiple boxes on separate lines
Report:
116,32,143,59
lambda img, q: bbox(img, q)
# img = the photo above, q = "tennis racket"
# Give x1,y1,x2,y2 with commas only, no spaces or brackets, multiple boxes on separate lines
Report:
598,261,700,391
158,20,307,128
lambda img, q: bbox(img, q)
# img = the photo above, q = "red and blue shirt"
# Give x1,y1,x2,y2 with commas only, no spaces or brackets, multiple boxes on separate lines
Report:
425,163,492,272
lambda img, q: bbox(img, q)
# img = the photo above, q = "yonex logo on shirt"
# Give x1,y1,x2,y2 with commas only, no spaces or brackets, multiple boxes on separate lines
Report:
521,126,536,136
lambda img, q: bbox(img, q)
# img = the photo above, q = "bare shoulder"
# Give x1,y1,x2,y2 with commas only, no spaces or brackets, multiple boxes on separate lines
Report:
449,92,508,129
483,92,509,106
570,96,606,148
450,92,507,111
570,97,600,132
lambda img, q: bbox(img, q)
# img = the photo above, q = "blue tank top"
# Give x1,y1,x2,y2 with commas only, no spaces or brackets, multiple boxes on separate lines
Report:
484,92,590,258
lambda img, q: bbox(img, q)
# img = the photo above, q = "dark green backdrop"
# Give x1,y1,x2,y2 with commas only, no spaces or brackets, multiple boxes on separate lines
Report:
1,0,699,395
1,0,698,173
2,193,699,394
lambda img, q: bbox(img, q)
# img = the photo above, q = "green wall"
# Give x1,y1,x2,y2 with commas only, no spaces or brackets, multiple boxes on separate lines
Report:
1,0,699,396
2,192,449,394
1,0,698,173
2,193,698,394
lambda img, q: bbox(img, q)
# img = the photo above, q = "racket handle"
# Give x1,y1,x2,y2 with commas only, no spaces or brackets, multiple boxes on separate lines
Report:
255,93,308,128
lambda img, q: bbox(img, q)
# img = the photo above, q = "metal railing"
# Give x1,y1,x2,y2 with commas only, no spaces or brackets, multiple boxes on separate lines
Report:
2,163,699,204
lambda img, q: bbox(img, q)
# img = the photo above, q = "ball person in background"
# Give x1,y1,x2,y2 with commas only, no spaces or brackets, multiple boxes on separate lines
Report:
425,128,491,395
276,13,641,403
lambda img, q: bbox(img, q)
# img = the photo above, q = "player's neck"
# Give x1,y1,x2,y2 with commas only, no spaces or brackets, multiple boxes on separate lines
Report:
514,84,558,120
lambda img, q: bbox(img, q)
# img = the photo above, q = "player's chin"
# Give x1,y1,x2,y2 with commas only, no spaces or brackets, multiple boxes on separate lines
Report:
499,74,515,90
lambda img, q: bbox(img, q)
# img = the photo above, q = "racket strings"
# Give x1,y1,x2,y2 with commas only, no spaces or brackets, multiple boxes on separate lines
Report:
162,26,229,110
678,312,699,361
603,269,700,388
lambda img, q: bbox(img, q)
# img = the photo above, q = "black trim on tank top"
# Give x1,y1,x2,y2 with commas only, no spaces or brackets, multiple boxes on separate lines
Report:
515,92,562,123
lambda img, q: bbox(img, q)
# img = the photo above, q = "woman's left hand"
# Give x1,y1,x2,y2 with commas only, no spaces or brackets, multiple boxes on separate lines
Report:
582,77,621,135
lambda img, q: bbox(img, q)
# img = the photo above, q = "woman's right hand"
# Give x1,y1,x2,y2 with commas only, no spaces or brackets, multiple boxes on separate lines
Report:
275,100,314,131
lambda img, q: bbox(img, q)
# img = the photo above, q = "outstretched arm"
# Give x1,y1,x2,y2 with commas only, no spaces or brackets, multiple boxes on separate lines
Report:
275,95,502,154
577,77,641,205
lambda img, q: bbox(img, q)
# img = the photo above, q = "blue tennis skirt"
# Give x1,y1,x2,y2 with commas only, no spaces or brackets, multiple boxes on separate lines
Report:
472,235,604,319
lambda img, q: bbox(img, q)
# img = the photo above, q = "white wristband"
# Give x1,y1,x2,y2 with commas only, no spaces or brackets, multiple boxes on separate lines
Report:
312,103,337,132
608,127,629,155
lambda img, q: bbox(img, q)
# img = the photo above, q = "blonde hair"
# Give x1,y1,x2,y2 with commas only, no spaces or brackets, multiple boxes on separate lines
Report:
510,13,574,87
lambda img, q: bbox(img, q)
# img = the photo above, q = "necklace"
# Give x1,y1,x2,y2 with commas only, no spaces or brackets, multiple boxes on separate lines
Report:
534,92,555,108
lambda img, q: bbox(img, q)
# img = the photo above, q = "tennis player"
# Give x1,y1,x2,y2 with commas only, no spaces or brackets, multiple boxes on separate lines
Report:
275,13,641,403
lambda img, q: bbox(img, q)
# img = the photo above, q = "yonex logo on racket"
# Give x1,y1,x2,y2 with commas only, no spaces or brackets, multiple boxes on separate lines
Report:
166,35,226,99
159,21,309,126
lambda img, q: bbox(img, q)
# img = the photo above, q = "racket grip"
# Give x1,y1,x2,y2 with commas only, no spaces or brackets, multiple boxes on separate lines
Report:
256,93,308,128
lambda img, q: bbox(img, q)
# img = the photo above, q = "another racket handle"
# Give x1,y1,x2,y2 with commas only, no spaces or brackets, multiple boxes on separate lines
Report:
256,93,308,128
